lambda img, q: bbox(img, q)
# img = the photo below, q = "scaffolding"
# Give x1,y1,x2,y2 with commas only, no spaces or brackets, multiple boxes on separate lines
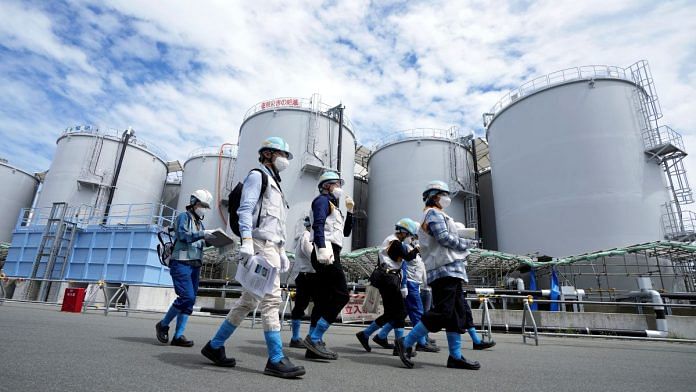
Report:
196,241,696,300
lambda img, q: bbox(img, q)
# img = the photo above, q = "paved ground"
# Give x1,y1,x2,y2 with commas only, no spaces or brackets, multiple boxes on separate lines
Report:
1,302,695,392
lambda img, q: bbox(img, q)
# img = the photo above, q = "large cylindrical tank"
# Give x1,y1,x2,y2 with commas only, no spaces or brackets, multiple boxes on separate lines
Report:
235,96,356,251
177,146,237,231
486,67,670,257
34,126,168,222
0,160,39,243
366,129,477,246
161,180,181,214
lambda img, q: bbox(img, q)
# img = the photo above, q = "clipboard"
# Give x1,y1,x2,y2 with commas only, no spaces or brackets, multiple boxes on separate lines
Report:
206,228,235,247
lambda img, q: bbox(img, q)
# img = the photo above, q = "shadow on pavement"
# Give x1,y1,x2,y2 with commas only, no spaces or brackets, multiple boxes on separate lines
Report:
112,336,161,346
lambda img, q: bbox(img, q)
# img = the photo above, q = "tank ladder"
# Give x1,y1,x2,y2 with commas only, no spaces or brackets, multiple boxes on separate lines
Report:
629,60,695,240
26,203,78,301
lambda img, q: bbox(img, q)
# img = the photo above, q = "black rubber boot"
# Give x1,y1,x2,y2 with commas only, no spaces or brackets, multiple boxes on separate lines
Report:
303,336,337,360
155,321,169,344
289,339,306,349
372,335,394,349
447,355,481,370
356,331,371,352
201,341,236,367
394,337,415,369
264,357,306,378
170,335,194,347
473,341,496,350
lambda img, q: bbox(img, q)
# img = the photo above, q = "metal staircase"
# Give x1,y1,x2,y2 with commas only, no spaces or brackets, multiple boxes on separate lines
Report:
629,60,695,240
25,203,79,301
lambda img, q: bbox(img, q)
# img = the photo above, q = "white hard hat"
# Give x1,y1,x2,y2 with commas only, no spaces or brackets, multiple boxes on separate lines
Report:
190,189,213,208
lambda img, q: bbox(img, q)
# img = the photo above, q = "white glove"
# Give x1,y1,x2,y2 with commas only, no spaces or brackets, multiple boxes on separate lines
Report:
239,238,254,261
279,249,290,273
400,287,408,298
345,196,355,213
317,247,334,265
203,229,215,241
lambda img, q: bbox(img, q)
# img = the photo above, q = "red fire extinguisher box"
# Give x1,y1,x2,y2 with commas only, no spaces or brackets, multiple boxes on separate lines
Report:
61,288,86,313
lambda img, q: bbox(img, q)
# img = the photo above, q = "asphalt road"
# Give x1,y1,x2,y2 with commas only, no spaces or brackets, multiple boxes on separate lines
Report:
1,302,695,392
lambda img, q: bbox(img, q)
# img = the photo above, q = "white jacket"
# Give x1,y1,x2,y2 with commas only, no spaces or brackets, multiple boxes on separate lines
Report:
378,234,403,271
293,230,315,274
252,171,288,245
310,202,346,248
417,207,469,271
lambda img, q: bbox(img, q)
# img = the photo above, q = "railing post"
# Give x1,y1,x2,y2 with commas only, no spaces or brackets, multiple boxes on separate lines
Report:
522,296,539,346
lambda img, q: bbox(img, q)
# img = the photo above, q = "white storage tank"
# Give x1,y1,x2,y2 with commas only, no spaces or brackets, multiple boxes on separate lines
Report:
34,126,168,223
0,159,39,243
484,64,671,257
366,129,477,246
177,146,237,231
235,96,356,251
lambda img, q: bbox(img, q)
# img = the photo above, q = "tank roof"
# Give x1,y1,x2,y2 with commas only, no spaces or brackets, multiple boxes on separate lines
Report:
185,145,238,162
0,159,39,180
483,62,647,129
242,96,355,133
372,127,472,153
60,125,168,162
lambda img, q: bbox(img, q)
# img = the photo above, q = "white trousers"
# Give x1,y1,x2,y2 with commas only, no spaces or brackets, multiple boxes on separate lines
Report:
226,239,282,331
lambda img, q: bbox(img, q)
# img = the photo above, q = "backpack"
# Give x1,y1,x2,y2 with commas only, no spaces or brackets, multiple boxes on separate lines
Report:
157,227,176,267
228,168,269,237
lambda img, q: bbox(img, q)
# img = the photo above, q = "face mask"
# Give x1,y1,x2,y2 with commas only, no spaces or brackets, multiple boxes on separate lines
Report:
274,156,289,172
403,237,413,245
438,195,451,209
331,187,344,199
194,207,207,219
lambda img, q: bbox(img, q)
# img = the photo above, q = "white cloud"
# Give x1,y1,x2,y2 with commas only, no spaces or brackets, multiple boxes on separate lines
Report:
0,0,695,203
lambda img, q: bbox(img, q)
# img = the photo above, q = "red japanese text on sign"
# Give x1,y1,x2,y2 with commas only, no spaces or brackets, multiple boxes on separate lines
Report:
260,98,300,110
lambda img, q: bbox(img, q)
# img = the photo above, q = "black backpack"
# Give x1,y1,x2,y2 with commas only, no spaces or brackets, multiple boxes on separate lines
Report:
228,169,268,237
157,227,176,267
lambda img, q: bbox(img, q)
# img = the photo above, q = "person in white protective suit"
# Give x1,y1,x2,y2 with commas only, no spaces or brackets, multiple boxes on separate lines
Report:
201,137,305,379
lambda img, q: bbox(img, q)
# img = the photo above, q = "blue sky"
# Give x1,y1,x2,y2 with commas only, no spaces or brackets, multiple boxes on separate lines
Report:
0,0,695,182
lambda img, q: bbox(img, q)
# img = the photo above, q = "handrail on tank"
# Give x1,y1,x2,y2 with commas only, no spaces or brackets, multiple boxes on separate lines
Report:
484,63,641,127
14,203,179,230
186,145,238,160
372,127,469,151
242,96,354,130
642,125,685,152
61,125,168,161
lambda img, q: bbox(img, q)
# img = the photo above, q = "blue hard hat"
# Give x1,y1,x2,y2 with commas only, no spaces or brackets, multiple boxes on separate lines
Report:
259,136,293,160
395,218,419,236
318,171,345,187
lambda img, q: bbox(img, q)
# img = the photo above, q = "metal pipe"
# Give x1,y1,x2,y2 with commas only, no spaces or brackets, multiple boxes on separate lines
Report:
103,128,134,224
470,136,483,238
336,105,344,173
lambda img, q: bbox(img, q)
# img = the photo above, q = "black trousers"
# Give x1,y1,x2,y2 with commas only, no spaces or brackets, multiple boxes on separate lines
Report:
374,271,407,329
421,276,474,334
291,272,318,320
310,243,350,325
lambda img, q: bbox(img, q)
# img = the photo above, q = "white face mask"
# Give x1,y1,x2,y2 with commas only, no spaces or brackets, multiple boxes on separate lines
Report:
274,156,289,172
331,187,344,199
403,237,413,245
194,207,207,219
438,195,451,209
